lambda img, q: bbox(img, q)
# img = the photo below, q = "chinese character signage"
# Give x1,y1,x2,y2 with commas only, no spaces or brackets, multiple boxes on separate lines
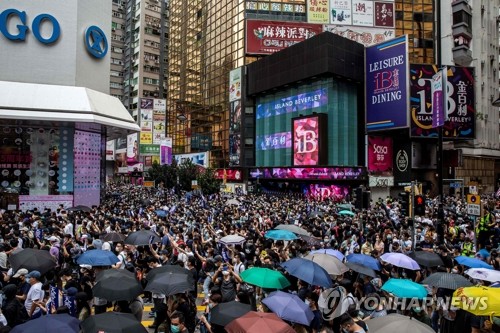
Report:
229,101,242,166
365,35,409,132
431,66,447,128
410,65,475,138
246,20,323,55
367,136,393,174
329,0,394,28
257,132,292,150
292,114,327,166
249,167,367,180
323,25,394,47
374,2,394,28
330,0,352,25
307,0,330,24
141,97,166,147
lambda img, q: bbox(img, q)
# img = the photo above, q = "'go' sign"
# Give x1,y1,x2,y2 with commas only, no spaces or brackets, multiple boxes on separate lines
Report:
0,9,60,44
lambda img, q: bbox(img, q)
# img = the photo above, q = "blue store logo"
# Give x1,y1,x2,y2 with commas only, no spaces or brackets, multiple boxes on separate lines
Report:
85,25,108,59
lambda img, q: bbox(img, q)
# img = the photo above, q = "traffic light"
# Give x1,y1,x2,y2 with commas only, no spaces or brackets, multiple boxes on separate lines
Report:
398,191,410,217
414,195,425,216
354,187,363,210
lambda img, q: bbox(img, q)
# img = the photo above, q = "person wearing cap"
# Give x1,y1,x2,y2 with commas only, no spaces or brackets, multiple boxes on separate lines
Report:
24,270,44,318
12,268,30,302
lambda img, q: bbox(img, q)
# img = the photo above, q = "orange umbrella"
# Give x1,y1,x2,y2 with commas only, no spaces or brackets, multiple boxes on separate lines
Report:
225,311,295,333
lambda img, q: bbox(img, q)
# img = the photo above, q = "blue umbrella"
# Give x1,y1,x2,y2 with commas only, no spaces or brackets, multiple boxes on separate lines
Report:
265,229,298,241
346,253,382,271
455,256,493,269
491,282,500,288
281,258,332,288
155,209,167,217
310,249,345,261
11,313,79,333
76,249,120,267
262,291,314,325
477,248,491,259
381,279,428,299
338,210,355,216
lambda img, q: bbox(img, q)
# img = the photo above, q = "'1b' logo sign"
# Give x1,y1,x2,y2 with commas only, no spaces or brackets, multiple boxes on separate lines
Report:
293,116,321,166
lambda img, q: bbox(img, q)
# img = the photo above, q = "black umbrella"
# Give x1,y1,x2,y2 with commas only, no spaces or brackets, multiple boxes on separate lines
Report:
345,261,377,278
81,312,147,333
124,230,160,246
408,251,444,267
8,248,56,274
10,313,79,333
93,269,143,301
67,205,92,212
147,264,195,282
145,268,194,296
298,234,322,246
210,301,252,327
100,232,126,243
421,272,473,290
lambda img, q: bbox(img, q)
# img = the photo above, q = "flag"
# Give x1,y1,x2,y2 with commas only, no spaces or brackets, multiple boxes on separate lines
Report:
432,66,447,128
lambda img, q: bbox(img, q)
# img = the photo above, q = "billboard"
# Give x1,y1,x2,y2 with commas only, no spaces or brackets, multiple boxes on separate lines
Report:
323,25,395,47
160,138,172,165
330,0,352,25
305,184,349,201
365,35,409,132
292,114,327,166
246,1,306,14
367,136,393,175
141,98,166,146
174,152,209,168
249,167,367,180
257,132,292,150
393,140,411,186
214,169,243,181
307,0,330,24
410,65,475,138
229,101,242,166
257,88,328,119
229,68,242,102
246,20,323,55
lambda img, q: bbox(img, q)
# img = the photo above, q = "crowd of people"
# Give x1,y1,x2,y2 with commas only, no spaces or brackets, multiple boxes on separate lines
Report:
0,184,498,333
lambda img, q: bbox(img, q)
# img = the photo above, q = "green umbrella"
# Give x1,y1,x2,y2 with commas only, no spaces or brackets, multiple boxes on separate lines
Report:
338,210,355,216
240,267,290,289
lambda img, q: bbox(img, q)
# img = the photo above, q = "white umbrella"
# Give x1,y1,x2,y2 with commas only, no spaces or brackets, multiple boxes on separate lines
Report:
465,268,500,283
219,234,246,246
226,199,241,206
275,224,310,236
303,253,349,276
380,253,420,270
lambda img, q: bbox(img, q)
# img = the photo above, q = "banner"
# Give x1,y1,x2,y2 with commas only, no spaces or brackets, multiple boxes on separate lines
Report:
307,0,330,24
214,169,243,181
229,68,242,102
229,100,242,166
257,132,292,150
249,167,367,180
160,138,172,165
431,66,447,128
323,25,395,47
367,136,393,174
410,65,475,138
393,140,411,186
365,35,409,132
106,140,115,161
246,20,323,55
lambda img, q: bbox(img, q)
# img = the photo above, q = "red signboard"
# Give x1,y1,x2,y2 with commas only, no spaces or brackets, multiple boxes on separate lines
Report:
246,20,323,55
367,136,393,175
214,169,243,181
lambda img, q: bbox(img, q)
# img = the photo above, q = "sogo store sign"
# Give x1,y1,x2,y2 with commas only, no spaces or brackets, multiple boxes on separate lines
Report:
0,8,107,58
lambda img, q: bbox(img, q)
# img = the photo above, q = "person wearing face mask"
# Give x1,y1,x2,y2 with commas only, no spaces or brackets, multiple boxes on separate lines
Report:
170,311,189,333
198,294,222,333
212,263,242,303
338,313,366,333
306,292,323,333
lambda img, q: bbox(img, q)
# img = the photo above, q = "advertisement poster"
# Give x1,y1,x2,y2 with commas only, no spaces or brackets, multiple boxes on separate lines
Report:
293,116,322,166
410,65,475,138
249,167,367,180
365,35,408,132
152,98,167,145
374,2,394,28
367,136,393,174
140,109,153,132
305,184,349,201
141,98,154,109
160,138,172,165
246,20,323,55
393,140,411,186
214,169,243,181
174,152,209,168
229,100,242,167
256,88,328,119
307,0,330,24
257,132,292,150
330,0,352,25
431,67,446,128
229,68,242,102
127,133,139,164
106,140,115,161
153,99,166,113
140,132,153,144
323,25,394,47
352,0,374,26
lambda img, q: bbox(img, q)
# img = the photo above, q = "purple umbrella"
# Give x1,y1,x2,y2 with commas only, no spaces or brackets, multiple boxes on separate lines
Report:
380,253,420,270
262,291,314,325
310,249,345,261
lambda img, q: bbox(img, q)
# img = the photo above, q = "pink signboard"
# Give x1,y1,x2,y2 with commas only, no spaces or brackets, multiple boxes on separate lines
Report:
305,184,349,201
367,136,393,174
250,167,367,180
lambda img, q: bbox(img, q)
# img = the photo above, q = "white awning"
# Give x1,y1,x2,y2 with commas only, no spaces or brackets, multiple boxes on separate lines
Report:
0,81,140,138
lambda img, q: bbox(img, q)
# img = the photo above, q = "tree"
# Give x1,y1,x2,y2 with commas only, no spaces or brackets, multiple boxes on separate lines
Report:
177,159,199,191
146,160,178,189
197,167,222,195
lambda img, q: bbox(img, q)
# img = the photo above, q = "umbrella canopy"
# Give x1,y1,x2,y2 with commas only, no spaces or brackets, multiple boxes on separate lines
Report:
262,291,314,325
337,203,354,210
147,264,195,282
93,269,143,301
240,267,290,289
275,224,310,236
380,253,420,270
81,312,148,333
345,262,377,278
338,210,355,216
310,249,345,261
209,301,252,327
67,205,92,212
100,232,126,243
381,279,428,299
154,209,167,217
10,313,79,333
421,272,473,290
465,268,500,283
367,314,435,333
145,270,194,296
281,258,332,288
346,253,382,271
225,311,295,333
8,248,56,274
219,235,246,246
76,249,120,267
455,256,493,269
408,251,444,267
491,282,500,288
298,234,322,246
226,199,241,206
124,229,161,246
264,230,298,241
303,253,349,276
453,286,500,318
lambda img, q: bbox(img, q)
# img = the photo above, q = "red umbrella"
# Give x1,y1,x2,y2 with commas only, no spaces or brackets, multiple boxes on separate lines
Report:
225,311,295,333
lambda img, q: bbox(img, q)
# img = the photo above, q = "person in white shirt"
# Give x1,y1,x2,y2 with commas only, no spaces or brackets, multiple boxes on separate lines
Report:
232,253,245,276
63,220,74,237
24,270,44,319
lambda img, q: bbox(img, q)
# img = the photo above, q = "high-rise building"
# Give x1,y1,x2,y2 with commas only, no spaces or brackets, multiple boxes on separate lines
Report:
110,1,127,101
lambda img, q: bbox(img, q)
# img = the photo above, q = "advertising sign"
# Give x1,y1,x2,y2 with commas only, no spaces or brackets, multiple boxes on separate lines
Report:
214,169,243,181
330,0,352,25
307,0,330,24
160,138,172,165
352,0,374,26
393,140,411,186
106,140,115,161
246,20,323,55
431,67,447,128
367,136,393,174
374,2,394,28
305,184,349,201
140,144,160,155
365,35,409,132
229,67,242,102
249,167,367,180
257,88,328,119
174,152,209,168
257,132,292,150
410,65,475,138
292,114,327,166
229,100,242,166
323,25,394,47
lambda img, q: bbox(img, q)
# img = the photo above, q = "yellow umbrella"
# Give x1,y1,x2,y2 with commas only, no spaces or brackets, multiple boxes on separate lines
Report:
452,286,500,319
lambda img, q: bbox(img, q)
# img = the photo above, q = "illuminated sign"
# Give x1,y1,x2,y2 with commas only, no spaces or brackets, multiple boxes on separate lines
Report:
292,114,327,166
